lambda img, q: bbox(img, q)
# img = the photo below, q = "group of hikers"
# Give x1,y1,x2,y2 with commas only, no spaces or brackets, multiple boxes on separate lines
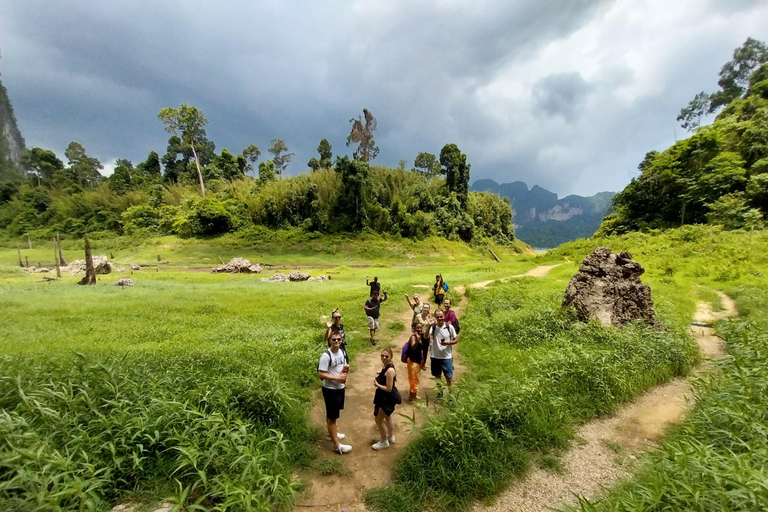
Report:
318,274,460,454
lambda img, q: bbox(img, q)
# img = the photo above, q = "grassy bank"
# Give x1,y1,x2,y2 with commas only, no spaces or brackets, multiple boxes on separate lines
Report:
563,285,768,511
367,275,699,512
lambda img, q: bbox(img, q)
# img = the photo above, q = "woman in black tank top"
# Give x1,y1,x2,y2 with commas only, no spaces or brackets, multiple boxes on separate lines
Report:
372,347,400,450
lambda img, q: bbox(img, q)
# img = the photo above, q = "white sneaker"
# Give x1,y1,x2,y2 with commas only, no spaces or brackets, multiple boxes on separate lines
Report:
326,433,345,441
372,440,390,450
388,435,395,444
334,443,352,454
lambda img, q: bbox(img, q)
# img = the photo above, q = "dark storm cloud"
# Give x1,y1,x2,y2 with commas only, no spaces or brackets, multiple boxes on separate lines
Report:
2,0,768,195
533,73,594,123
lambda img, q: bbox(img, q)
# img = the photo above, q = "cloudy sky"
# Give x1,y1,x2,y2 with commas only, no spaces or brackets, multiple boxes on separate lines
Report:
2,0,768,197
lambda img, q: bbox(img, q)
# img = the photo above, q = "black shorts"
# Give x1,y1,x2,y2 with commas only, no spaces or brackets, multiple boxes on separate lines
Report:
322,387,345,420
435,294,445,305
374,403,396,417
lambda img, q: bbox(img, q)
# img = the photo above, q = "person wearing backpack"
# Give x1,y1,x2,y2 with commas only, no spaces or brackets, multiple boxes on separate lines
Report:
443,299,460,334
429,310,458,386
433,274,446,310
402,320,424,401
317,334,352,454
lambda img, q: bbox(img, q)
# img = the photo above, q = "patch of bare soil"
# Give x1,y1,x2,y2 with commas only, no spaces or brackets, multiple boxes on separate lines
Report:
472,292,737,512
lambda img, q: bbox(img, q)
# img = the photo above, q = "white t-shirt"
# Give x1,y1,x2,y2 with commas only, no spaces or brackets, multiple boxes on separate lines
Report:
430,323,456,360
318,348,347,389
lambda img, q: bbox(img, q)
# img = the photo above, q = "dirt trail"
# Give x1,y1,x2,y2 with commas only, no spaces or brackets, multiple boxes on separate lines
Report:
296,285,470,511
472,291,738,512
470,264,561,289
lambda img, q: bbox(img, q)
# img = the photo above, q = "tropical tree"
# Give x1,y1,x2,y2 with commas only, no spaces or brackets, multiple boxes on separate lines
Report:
63,142,103,188
268,139,294,176
317,138,333,170
413,152,441,177
347,109,379,162
678,38,768,130
242,144,261,176
440,143,471,209
259,160,277,184
20,148,64,185
158,104,210,196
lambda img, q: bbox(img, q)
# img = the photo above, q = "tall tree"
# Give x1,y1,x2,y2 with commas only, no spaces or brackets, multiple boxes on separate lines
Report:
413,152,441,177
268,139,294,177
258,160,277,184
678,38,768,130
440,143,471,209
317,138,333,170
334,156,370,229
347,109,379,162
20,147,64,185
64,142,103,188
242,144,261,176
158,104,210,196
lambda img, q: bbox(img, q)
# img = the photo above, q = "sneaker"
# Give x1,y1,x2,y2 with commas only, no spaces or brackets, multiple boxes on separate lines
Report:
372,440,390,450
388,435,395,444
326,433,345,441
370,339,377,346
333,443,352,454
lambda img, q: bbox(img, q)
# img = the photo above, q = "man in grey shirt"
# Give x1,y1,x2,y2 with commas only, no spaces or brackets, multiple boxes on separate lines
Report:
317,334,352,454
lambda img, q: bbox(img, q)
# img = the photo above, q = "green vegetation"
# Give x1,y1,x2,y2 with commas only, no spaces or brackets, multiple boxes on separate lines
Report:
602,38,768,235
546,229,768,511
0,103,514,246
367,275,698,511
0,251,534,511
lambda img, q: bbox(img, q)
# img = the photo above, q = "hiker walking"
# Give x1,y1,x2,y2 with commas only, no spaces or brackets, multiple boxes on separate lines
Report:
404,321,424,400
416,303,435,370
317,334,352,454
433,274,446,310
372,347,400,450
364,290,387,345
324,309,349,363
429,309,458,386
366,276,381,296
405,293,423,327
443,298,460,335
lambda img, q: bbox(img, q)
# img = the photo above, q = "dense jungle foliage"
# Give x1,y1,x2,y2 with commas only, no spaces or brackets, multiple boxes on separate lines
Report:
600,38,768,235
0,106,514,245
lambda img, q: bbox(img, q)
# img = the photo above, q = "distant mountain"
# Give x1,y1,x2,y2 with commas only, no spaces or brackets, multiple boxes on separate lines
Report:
0,76,25,181
471,179,614,247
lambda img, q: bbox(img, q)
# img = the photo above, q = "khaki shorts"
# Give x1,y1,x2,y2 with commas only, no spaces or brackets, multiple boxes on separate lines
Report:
367,316,379,330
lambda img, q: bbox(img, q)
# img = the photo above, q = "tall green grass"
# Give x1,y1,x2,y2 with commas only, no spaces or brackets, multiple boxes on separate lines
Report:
367,278,698,512
0,260,537,510
562,285,768,511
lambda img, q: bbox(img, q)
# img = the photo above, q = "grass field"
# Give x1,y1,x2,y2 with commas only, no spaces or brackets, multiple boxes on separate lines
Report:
3,226,768,511
0,237,534,511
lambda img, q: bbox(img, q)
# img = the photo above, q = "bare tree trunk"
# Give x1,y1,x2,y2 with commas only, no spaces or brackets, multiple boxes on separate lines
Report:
488,247,501,263
190,142,206,197
78,235,97,285
57,232,67,266
17,247,23,267
25,256,29,267
26,231,32,249
54,237,61,278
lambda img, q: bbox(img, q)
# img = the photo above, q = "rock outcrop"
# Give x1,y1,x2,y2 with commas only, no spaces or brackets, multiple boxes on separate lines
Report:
67,256,114,275
212,257,263,274
130,264,141,271
562,247,661,329
261,272,290,282
288,271,312,281
115,278,134,287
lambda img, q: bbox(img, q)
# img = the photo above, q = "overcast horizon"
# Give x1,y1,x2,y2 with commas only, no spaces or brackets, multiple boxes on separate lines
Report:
2,0,768,198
